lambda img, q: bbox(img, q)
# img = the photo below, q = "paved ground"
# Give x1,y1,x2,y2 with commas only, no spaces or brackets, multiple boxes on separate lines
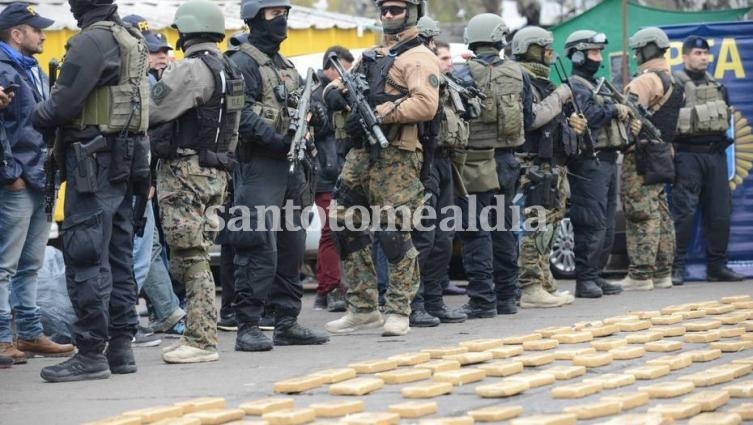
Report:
2,279,753,425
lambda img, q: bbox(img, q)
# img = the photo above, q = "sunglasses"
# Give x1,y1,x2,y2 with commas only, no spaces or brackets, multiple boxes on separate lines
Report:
380,5,407,16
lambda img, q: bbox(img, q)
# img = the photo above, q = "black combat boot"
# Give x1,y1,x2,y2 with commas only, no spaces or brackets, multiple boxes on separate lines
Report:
105,336,137,374
40,352,111,383
595,277,623,295
707,266,745,282
235,324,273,352
273,318,329,346
575,281,603,298
426,305,467,323
326,289,347,313
409,309,440,327
313,293,327,310
458,303,497,319
497,298,518,315
671,268,685,286
217,312,239,332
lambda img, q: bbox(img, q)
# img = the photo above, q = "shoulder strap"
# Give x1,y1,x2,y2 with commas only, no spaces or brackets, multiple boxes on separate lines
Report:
238,43,271,66
570,74,596,90
650,70,674,112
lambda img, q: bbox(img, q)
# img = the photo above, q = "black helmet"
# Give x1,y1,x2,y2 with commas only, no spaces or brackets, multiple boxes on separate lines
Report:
69,0,114,25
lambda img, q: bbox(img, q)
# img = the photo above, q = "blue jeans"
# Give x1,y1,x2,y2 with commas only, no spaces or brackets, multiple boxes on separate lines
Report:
132,200,184,331
0,185,48,342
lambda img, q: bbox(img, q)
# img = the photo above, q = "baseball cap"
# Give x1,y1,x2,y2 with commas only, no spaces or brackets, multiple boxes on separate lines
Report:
682,35,710,52
0,3,54,30
122,14,172,53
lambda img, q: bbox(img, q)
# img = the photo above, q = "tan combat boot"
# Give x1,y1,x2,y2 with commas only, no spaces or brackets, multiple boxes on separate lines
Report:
652,276,673,289
382,314,409,337
0,342,27,364
520,286,567,308
616,275,653,291
325,311,384,334
162,344,219,364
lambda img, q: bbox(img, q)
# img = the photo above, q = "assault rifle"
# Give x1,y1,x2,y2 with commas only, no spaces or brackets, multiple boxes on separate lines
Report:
553,56,596,158
327,52,389,148
601,77,663,143
444,73,486,116
287,68,318,173
44,59,60,221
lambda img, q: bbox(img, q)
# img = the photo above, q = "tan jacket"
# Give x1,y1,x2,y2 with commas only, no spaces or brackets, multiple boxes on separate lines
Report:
623,57,670,110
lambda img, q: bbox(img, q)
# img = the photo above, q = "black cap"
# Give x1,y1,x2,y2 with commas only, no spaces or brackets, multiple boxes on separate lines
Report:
682,35,710,52
0,3,54,30
122,14,172,53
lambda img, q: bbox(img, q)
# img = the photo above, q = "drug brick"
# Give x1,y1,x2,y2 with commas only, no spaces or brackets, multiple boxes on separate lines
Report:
563,401,622,419
486,346,524,359
308,369,357,384
682,390,730,412
707,363,753,378
625,365,671,380
522,338,559,351
458,339,504,351
502,333,543,344
645,340,682,352
724,380,753,397
420,346,469,359
653,326,687,337
718,313,749,325
604,315,641,324
609,346,646,360
710,340,753,352
467,406,523,422
387,401,437,418
340,412,400,425
647,403,702,420
536,326,573,337
591,338,627,351
551,381,603,398
507,372,556,388
240,398,295,415
414,360,461,373
388,352,432,366
122,406,184,423
375,368,431,384
573,352,613,367
551,331,593,344
586,324,621,337
476,360,523,377
684,330,722,343
600,391,650,410
149,419,201,425
517,352,555,367
174,398,226,414
651,314,684,325
678,370,736,387
545,365,586,380
583,373,636,389
346,359,398,374
309,400,363,417
509,414,577,425
688,413,742,425
273,376,327,394
417,416,474,425
728,403,753,420
638,381,695,398
722,295,752,304
646,354,693,370
685,320,723,332
441,351,493,365
704,305,736,315
631,310,663,319
432,368,486,385
733,355,753,365
475,380,529,398
81,417,142,425
617,320,652,332
719,327,746,338
680,309,708,319
328,377,384,396
185,409,246,425
401,381,453,398
626,331,664,344
554,347,596,360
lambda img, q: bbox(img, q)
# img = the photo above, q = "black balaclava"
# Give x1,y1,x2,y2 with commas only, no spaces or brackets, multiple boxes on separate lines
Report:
248,11,288,55
69,0,114,26
578,57,602,76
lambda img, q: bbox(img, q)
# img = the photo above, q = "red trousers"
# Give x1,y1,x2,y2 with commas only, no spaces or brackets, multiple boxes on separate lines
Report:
315,192,341,294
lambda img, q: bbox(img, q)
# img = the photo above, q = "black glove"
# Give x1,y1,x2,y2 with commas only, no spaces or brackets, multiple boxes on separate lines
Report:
345,113,366,144
310,101,329,129
324,88,349,112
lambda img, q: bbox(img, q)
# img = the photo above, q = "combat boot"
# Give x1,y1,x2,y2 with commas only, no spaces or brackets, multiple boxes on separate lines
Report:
313,293,327,310
274,319,329,346
382,314,410,336
617,275,653,291
520,286,566,308
426,305,467,323
162,344,219,364
105,336,136,374
409,309,440,327
653,275,673,289
458,303,497,319
235,324,273,351
575,281,603,298
552,290,575,304
497,299,518,315
671,268,685,286
595,277,623,295
40,352,111,383
326,289,347,313
325,311,384,334
707,266,745,282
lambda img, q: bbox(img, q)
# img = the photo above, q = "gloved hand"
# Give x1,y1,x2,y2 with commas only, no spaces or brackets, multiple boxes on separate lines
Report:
554,84,572,104
630,118,642,137
568,113,588,136
324,86,349,112
345,113,366,144
309,101,329,128
615,104,631,121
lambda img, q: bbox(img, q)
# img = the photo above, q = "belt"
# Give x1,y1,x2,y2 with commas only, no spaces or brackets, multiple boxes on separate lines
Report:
674,143,723,154
597,151,619,162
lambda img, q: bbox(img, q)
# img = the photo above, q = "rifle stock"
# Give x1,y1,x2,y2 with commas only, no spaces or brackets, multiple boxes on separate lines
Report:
44,59,60,221
287,68,318,174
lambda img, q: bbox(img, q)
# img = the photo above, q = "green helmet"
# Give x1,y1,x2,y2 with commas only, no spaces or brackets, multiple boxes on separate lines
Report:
241,0,291,21
173,0,225,36
629,27,670,49
564,30,607,57
511,26,553,55
417,16,440,38
464,13,508,46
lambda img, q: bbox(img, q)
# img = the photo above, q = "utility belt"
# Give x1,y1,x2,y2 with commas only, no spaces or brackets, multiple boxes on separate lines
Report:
596,150,619,163
67,132,149,194
674,142,725,154
516,152,568,166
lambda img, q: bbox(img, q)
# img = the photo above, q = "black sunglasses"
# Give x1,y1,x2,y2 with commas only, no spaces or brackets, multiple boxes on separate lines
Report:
380,5,407,16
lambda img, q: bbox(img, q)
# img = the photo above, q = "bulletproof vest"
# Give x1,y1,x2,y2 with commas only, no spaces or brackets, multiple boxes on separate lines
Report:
674,70,730,136
522,75,565,161
175,50,244,155
438,79,469,149
72,21,149,134
238,43,300,135
570,75,629,150
646,70,684,144
464,58,525,149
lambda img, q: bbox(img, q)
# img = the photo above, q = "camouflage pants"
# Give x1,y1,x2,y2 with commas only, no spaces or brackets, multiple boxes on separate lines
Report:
157,155,227,349
332,146,424,316
517,160,568,291
620,151,674,280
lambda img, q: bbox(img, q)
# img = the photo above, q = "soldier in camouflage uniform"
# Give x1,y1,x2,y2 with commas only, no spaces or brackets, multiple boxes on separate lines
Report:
324,0,441,337
149,0,241,363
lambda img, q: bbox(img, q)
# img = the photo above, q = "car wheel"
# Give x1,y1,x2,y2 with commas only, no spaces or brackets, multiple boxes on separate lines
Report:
550,218,576,279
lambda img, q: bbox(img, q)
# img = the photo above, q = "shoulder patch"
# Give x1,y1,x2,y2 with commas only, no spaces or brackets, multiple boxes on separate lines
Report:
151,81,171,105
429,74,440,88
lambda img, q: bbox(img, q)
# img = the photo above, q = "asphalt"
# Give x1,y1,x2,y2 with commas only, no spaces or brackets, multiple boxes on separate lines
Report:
2,279,753,425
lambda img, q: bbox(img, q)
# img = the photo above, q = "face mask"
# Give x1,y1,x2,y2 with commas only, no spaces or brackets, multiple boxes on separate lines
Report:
581,58,602,75
264,15,288,43
381,16,405,34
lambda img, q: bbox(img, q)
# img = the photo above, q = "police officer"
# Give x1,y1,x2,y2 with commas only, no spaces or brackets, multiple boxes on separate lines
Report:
230,0,329,351
33,0,150,382
618,27,683,291
671,35,744,285
409,17,468,327
324,0,441,336
564,30,632,298
147,0,240,363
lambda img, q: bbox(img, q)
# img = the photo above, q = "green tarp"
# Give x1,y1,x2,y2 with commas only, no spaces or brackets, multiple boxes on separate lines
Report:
549,0,750,84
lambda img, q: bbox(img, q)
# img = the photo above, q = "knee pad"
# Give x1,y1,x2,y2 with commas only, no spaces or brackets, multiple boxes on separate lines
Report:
331,229,371,257
375,231,412,264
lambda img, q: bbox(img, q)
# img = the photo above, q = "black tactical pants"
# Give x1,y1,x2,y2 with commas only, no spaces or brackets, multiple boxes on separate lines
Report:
459,151,520,308
231,156,306,325
411,153,455,312
63,149,137,354
671,150,731,271
568,152,618,283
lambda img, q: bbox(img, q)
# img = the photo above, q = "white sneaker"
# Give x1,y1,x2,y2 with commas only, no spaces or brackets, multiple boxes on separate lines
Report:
653,276,673,289
162,344,219,364
617,276,653,291
382,314,409,337
325,311,384,334
160,338,185,354
520,286,567,308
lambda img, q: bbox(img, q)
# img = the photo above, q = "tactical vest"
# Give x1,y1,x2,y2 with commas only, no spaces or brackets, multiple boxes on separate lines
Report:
522,76,573,162
645,70,684,144
72,21,149,134
238,43,300,136
438,78,469,149
674,70,730,136
464,58,525,149
175,50,244,156
571,75,629,150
